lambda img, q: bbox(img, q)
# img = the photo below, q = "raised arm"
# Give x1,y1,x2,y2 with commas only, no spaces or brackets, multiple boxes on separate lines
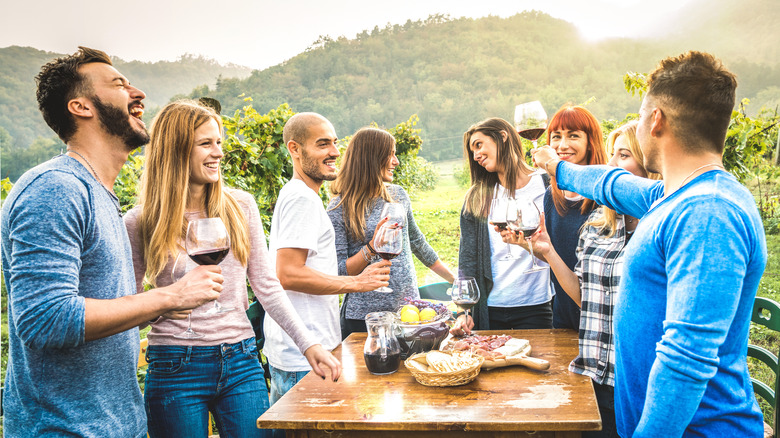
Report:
534,147,663,218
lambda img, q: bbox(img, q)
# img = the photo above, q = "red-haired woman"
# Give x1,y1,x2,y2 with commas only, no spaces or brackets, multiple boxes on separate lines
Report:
538,105,608,330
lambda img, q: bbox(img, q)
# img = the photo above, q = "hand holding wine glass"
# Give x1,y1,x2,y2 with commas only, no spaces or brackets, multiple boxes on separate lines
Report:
185,218,233,314
381,202,406,228
490,197,518,261
509,197,547,274
514,101,548,149
451,276,480,323
371,224,402,293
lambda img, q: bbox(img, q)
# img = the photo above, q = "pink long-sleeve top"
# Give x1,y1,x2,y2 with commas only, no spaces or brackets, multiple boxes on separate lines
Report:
124,189,317,354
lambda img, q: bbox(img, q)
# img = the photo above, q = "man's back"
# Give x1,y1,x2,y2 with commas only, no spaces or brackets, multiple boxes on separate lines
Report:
615,169,765,437
2,156,145,438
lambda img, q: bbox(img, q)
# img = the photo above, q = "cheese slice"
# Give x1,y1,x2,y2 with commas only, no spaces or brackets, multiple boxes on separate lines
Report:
493,338,530,357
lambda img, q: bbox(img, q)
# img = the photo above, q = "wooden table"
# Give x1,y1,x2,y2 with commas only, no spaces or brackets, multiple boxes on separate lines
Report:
258,329,601,437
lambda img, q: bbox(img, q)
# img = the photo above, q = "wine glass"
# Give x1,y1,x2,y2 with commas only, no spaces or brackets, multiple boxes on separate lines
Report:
171,253,204,339
514,101,548,149
371,224,402,293
451,277,480,322
510,197,547,274
185,218,233,314
489,197,517,261
381,202,406,228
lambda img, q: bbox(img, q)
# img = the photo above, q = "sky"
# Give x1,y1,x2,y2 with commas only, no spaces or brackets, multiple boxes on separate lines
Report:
1,0,692,70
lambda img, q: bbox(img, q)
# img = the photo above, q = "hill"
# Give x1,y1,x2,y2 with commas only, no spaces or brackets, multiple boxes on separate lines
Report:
0,46,251,148
188,8,780,161
0,46,252,180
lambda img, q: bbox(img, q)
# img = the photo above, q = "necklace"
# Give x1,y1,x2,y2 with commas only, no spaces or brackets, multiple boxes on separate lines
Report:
66,149,123,217
679,163,725,188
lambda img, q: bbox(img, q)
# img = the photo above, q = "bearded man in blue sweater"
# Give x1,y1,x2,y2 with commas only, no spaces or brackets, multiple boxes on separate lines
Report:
2,47,224,437
533,51,766,437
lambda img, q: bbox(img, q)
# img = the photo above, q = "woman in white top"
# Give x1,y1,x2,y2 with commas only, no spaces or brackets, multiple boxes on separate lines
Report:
453,117,553,335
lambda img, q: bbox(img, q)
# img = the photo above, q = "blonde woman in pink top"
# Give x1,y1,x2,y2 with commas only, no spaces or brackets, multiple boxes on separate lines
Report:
124,100,340,438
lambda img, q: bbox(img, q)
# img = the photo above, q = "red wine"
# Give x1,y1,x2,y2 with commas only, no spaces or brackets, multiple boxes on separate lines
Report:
519,128,546,141
376,251,401,261
189,247,229,265
364,352,401,375
453,300,478,311
521,226,539,238
490,221,508,231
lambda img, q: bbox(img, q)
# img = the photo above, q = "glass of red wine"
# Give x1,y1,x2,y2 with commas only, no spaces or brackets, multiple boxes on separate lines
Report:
371,223,402,293
514,101,548,150
489,197,518,261
381,202,406,227
451,276,480,322
185,217,233,315
511,197,547,274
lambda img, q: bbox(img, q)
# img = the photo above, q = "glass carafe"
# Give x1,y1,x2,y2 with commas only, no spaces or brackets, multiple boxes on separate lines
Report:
363,311,402,375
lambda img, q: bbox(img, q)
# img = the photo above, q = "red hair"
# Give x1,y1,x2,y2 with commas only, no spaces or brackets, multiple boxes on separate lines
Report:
546,105,608,216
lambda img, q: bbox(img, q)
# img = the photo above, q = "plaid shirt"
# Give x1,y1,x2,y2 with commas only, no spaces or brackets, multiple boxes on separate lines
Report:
568,208,628,386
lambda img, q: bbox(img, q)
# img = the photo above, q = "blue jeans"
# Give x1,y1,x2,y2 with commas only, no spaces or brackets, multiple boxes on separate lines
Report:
268,364,309,405
144,338,271,438
268,365,309,438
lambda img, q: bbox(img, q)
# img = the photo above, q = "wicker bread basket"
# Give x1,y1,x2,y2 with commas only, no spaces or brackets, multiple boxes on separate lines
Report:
404,351,484,387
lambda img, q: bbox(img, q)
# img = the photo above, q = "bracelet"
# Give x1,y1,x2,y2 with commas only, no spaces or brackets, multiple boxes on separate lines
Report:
455,311,466,318
366,241,377,255
360,245,372,263
544,158,558,174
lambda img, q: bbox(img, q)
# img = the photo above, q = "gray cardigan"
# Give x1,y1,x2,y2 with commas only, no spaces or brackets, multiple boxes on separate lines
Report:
458,207,493,330
327,184,440,320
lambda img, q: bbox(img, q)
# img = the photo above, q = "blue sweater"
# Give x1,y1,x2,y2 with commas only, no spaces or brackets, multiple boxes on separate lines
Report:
555,162,765,437
1,156,145,438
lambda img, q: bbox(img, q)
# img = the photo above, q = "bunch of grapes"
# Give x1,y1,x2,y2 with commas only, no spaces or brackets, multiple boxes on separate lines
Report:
402,297,448,315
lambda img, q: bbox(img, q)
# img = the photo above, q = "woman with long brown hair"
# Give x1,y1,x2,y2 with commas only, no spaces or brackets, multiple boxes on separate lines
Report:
327,127,454,338
541,105,608,330
124,100,338,437
453,117,554,335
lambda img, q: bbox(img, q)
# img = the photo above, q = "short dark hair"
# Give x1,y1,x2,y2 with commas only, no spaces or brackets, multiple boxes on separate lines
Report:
647,51,737,153
35,46,112,142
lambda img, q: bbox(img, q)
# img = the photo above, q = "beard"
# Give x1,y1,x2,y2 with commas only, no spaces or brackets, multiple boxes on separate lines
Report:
300,145,337,182
92,97,150,150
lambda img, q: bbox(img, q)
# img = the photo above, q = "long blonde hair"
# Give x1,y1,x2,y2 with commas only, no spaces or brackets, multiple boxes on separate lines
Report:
586,121,661,237
330,127,395,241
462,118,534,219
137,100,250,285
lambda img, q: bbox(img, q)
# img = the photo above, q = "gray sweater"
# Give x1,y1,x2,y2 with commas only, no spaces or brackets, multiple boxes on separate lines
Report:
327,184,439,319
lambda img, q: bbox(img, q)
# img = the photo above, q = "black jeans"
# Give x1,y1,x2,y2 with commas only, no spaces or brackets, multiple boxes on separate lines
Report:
487,300,553,330
583,381,620,438
341,318,367,340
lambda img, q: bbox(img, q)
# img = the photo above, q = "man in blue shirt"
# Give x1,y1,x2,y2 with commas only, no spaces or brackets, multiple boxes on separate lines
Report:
533,51,766,437
1,47,224,437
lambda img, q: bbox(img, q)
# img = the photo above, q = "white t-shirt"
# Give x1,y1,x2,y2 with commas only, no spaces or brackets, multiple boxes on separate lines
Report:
487,175,553,307
264,179,340,371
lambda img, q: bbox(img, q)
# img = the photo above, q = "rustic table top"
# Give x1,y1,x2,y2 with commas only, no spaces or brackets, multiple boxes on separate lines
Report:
258,329,601,433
